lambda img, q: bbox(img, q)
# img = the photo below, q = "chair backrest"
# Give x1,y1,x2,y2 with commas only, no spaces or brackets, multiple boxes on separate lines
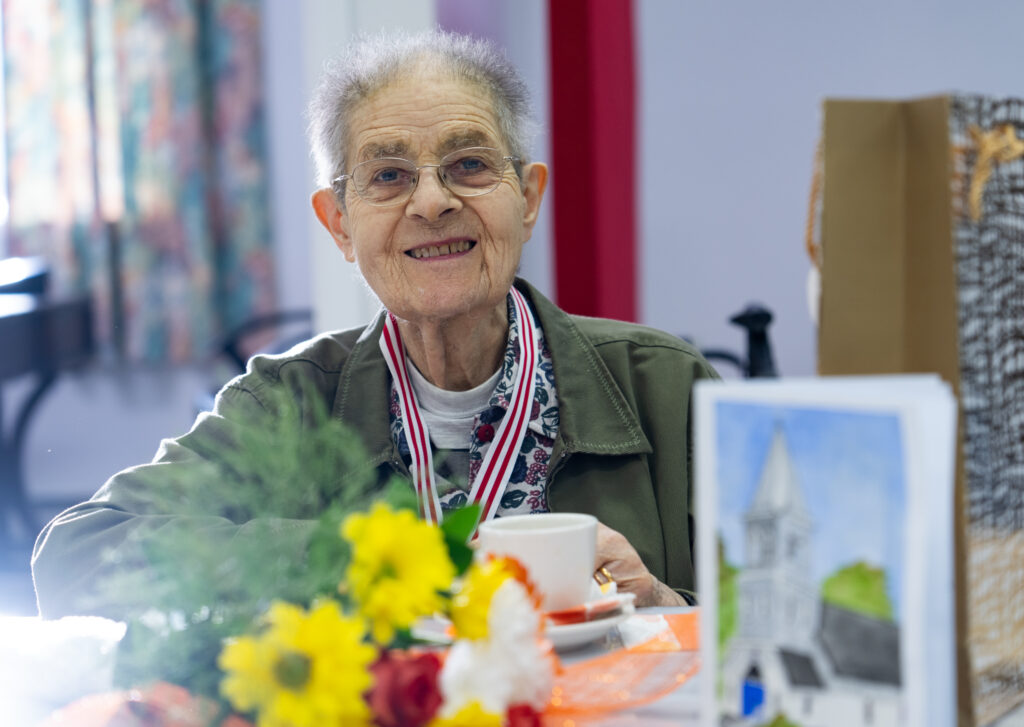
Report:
695,304,778,379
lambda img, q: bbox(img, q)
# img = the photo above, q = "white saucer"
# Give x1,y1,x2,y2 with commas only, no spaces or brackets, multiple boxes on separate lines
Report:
545,600,636,651
410,594,637,651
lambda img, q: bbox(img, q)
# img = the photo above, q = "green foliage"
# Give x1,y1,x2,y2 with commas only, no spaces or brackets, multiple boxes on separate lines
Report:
97,382,405,702
440,503,482,576
821,561,894,622
718,535,740,653
764,713,803,727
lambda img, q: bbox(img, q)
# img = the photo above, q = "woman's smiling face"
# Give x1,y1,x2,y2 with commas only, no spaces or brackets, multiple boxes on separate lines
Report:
319,72,547,326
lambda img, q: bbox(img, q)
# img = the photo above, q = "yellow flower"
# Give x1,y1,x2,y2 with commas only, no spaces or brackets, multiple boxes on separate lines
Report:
342,503,456,644
219,599,376,727
449,558,516,641
219,635,277,712
429,701,504,727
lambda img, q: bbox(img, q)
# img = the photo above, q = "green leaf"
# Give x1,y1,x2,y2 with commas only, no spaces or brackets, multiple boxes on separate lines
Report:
440,504,481,576
445,540,475,576
440,504,481,544
389,627,416,650
442,507,481,548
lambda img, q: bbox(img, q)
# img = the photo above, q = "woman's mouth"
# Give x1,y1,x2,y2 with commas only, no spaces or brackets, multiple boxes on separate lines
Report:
406,240,476,259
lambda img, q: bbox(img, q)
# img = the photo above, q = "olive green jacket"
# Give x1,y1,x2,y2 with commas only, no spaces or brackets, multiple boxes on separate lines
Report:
32,280,719,618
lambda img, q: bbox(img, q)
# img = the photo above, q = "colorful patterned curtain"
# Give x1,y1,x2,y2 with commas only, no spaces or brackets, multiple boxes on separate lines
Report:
2,0,275,361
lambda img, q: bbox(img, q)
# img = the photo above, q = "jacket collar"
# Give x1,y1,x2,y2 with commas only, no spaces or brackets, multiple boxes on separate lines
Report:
515,279,652,457
331,279,652,463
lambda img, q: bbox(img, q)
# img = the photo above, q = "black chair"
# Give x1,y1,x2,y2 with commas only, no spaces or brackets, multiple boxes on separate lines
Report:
0,257,94,544
695,304,778,379
195,308,315,415
219,309,315,372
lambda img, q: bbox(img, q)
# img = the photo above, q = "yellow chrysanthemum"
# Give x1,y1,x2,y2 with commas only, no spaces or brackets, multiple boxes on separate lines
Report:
428,701,504,727
342,503,456,644
218,599,376,727
449,558,516,641
219,635,277,712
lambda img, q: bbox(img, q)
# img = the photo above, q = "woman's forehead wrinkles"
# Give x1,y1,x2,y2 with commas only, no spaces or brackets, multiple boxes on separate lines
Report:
438,130,492,154
358,140,409,162
355,127,497,163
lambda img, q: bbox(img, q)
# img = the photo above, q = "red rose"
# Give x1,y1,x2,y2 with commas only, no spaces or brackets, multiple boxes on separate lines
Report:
506,703,542,727
367,650,443,727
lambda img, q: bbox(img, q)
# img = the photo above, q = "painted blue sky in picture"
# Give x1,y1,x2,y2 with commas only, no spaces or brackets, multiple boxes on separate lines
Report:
715,401,906,617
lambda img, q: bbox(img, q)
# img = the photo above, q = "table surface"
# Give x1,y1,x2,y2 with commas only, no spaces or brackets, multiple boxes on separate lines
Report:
2,607,702,726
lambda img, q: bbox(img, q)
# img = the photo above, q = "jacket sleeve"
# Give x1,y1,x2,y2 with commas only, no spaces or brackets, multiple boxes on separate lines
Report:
31,376,321,620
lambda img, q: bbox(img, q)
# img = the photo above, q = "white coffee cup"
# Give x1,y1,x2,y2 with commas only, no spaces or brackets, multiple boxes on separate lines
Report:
477,512,598,611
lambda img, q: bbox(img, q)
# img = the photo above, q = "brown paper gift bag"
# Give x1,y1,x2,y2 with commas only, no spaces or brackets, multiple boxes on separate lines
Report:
816,95,1024,727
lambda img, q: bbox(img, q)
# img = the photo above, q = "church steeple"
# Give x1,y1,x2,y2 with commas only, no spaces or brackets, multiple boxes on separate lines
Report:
738,422,817,645
749,424,812,523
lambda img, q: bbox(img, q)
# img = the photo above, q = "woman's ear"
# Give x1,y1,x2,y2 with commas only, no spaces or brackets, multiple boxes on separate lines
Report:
521,162,549,233
312,188,355,262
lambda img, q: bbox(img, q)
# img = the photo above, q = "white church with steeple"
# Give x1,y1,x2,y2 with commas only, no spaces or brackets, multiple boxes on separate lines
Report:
719,425,902,727
738,424,816,647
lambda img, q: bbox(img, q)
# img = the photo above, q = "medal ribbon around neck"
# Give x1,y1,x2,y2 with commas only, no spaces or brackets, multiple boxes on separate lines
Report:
379,287,539,533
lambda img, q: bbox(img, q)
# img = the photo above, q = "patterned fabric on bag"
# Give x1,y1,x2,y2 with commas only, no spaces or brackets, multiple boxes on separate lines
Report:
949,95,1024,725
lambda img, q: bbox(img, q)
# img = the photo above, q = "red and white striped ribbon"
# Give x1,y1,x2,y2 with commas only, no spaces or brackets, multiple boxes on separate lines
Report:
379,287,539,532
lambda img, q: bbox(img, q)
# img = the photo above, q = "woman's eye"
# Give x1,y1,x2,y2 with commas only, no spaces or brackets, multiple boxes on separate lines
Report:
448,157,488,177
372,167,409,185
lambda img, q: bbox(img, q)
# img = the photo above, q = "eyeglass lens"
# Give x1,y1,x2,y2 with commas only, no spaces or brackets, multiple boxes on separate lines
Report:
350,147,509,205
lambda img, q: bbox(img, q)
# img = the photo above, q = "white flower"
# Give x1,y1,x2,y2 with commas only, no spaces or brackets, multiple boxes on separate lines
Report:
438,579,552,717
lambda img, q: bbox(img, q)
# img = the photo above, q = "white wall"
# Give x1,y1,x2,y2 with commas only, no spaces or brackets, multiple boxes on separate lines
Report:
262,0,437,334
436,0,554,299
638,0,1024,375
264,1,1024,373
261,1,310,316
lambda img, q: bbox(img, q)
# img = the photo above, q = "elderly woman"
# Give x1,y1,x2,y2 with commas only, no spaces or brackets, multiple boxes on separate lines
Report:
32,30,717,617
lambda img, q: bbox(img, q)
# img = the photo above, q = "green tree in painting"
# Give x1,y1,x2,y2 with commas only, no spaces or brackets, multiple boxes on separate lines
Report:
718,535,739,651
821,561,894,621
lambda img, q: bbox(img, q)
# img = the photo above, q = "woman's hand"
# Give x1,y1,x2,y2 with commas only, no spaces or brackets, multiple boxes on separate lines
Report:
595,523,689,608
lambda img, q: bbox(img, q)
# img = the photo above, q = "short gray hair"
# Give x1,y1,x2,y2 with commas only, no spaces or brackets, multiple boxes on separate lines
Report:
307,29,537,188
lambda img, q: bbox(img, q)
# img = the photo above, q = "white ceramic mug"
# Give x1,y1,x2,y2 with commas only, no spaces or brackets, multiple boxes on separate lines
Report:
477,512,598,611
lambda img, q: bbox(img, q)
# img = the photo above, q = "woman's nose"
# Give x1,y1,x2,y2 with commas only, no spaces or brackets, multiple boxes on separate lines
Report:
405,166,460,221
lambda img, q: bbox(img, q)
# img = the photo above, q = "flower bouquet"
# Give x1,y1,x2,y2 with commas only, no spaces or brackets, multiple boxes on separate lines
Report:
218,502,552,727
47,501,552,727
39,393,696,726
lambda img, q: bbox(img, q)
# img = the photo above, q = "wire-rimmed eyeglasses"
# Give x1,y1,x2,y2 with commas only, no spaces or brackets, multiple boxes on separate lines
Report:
332,147,520,207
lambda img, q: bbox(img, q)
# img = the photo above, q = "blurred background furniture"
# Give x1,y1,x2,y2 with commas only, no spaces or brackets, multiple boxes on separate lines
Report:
696,304,778,379
0,257,94,546
194,308,314,415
